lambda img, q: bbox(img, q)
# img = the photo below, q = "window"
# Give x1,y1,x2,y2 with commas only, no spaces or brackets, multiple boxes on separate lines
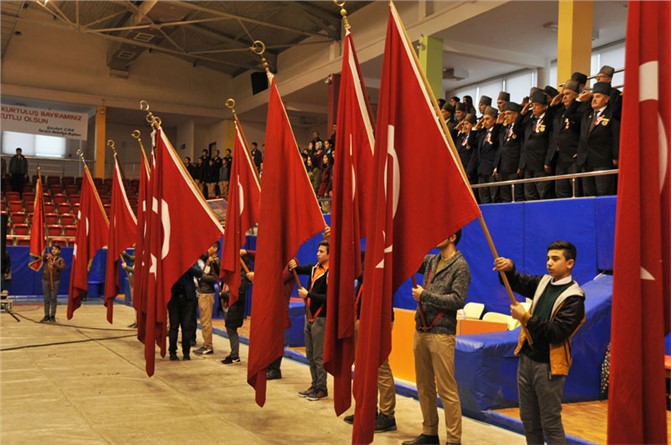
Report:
450,70,536,107
505,71,535,104
2,131,68,158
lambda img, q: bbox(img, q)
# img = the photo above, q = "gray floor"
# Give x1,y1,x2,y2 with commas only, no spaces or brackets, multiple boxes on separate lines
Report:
1,303,526,445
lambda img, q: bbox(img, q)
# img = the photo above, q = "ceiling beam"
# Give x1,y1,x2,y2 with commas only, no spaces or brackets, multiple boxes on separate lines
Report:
287,2,341,41
170,1,334,40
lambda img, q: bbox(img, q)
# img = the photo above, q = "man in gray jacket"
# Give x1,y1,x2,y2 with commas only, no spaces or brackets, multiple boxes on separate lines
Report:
403,230,470,445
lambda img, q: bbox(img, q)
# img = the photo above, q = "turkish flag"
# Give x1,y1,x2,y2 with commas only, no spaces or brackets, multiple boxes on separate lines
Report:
28,175,45,271
141,129,224,376
103,157,138,323
607,2,670,444
134,149,151,343
220,119,261,306
67,166,109,319
247,76,326,406
352,5,481,444
324,29,375,417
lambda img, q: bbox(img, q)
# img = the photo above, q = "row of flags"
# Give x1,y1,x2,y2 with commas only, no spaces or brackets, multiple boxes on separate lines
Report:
26,1,668,444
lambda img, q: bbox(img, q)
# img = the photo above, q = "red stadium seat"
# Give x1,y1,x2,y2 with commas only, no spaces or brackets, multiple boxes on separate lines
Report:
60,213,76,225
25,201,35,213
75,177,83,187
62,176,75,186
22,192,35,202
13,223,29,236
8,201,24,213
5,191,20,201
103,178,113,188
43,202,56,213
45,213,60,225
57,203,72,214
53,194,68,205
47,176,60,185
50,184,64,194
65,185,79,195
16,237,31,246
64,225,77,237
69,194,80,204
100,196,111,205
10,212,27,225
47,225,63,236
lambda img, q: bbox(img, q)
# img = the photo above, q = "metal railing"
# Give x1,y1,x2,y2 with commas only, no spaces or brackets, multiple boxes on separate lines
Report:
471,169,618,201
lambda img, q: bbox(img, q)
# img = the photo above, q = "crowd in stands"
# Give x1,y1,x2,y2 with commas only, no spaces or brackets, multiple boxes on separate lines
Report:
443,66,621,203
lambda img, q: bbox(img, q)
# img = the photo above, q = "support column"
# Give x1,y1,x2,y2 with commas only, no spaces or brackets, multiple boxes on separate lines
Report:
418,35,443,100
94,105,106,178
223,119,235,151
557,0,594,86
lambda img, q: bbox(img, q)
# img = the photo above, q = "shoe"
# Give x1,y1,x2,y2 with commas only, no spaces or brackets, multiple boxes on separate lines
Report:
266,369,282,380
401,434,440,445
221,356,241,365
297,387,315,398
183,354,190,361
343,415,354,425
169,353,179,361
194,346,213,355
39,317,49,323
374,413,397,432
306,389,328,401
48,316,56,323
128,322,137,328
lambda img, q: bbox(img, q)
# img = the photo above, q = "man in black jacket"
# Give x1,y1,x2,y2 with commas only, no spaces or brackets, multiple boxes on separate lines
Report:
468,106,501,204
521,90,555,201
494,241,585,445
577,82,620,196
289,241,330,402
168,262,202,361
194,242,220,355
494,102,525,202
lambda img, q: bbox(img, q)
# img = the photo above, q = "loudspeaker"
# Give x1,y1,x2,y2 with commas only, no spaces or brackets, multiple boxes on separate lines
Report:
251,71,269,95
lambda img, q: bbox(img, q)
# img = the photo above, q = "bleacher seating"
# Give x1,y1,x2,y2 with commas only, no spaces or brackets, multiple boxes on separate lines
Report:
25,201,35,213
60,214,76,225
62,176,75,186
43,202,56,213
45,213,60,225
57,203,72,214
50,184,64,194
5,191,20,201
63,225,77,237
53,194,68,205
65,185,79,195
47,225,63,236
10,212,28,225
13,224,29,236
8,201,24,213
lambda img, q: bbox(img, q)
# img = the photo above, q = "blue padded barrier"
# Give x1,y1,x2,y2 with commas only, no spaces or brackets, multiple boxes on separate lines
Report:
522,198,598,286
594,197,616,271
455,274,613,418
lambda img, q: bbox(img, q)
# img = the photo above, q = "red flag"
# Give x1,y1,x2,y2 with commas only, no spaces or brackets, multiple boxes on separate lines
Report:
352,4,481,443
28,174,45,271
67,166,109,319
103,157,138,323
141,128,224,376
134,148,151,343
220,119,261,306
607,2,670,444
247,76,326,406
324,29,375,416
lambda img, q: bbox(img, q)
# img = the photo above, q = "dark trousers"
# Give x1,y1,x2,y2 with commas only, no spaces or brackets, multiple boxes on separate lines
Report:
555,161,578,199
524,169,551,201
517,354,567,445
498,172,525,203
267,356,283,372
11,174,25,195
580,165,616,196
478,174,499,203
168,294,196,356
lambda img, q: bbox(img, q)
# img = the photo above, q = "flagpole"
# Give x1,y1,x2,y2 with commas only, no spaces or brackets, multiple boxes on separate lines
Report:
389,1,530,336
37,166,51,266
225,98,262,182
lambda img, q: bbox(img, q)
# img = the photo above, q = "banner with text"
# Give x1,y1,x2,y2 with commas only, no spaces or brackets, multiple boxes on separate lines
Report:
1,104,88,140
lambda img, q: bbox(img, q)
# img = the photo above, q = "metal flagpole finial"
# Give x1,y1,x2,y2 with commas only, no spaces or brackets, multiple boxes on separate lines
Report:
139,99,162,129
250,40,271,76
225,98,238,117
131,129,146,152
76,148,86,166
107,139,118,157
333,0,351,30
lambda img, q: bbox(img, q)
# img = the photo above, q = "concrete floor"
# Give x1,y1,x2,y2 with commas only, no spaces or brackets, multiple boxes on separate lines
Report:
1,303,526,445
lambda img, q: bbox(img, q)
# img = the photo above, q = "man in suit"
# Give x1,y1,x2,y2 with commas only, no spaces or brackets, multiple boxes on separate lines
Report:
551,80,587,198
577,82,620,196
468,106,500,204
494,102,525,202
520,90,554,201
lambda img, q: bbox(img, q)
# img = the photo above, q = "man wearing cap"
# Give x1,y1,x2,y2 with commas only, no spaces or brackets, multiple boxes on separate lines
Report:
449,96,460,109
494,102,525,202
520,90,555,200
496,92,510,113
550,80,588,198
442,104,457,135
577,82,620,196
571,72,588,93
594,65,622,119
468,106,500,204
455,114,478,183
454,103,467,124
477,96,492,118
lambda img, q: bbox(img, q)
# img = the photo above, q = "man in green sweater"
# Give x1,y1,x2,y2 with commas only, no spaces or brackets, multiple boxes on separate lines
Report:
494,240,585,445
